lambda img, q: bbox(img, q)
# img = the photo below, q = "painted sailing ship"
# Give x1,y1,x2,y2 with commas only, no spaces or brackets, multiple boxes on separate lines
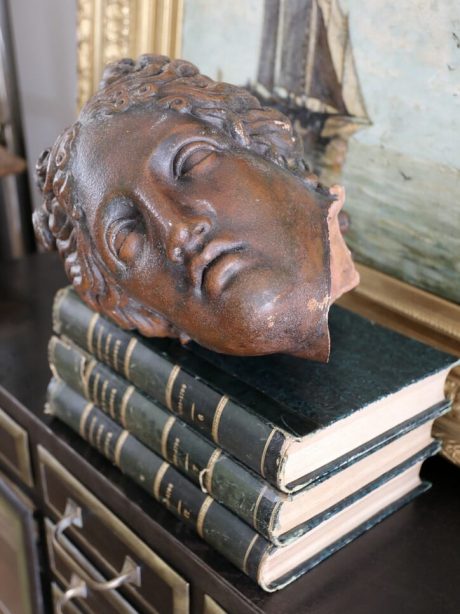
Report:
253,0,370,174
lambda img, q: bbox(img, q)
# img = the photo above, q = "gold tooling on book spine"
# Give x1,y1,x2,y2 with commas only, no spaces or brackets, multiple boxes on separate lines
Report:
86,312,100,354
259,428,278,478
153,461,169,500
96,323,104,361
79,402,94,436
161,416,177,460
104,332,112,364
114,430,130,466
196,496,214,538
48,336,57,369
112,338,122,371
119,385,135,428
268,500,283,537
109,387,117,419
252,486,268,530
92,372,101,405
100,379,109,411
104,430,113,459
211,395,229,444
166,365,181,410
123,337,138,380
203,449,222,493
88,415,98,447
242,534,260,575
82,359,97,399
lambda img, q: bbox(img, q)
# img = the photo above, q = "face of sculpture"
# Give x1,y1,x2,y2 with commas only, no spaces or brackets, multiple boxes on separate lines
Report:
71,107,357,359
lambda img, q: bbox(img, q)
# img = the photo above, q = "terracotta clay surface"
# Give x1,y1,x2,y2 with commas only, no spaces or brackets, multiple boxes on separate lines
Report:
33,55,358,360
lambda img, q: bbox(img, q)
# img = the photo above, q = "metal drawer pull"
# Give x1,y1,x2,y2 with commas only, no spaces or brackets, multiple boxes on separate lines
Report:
55,557,141,612
52,499,142,612
89,555,141,591
56,574,87,614
53,499,83,544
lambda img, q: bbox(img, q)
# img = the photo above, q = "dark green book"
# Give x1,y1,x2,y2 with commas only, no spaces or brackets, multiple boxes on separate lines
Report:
46,378,435,591
49,334,449,544
53,287,457,492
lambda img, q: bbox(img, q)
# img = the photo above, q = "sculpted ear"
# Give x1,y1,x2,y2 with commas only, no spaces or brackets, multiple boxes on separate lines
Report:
95,196,146,274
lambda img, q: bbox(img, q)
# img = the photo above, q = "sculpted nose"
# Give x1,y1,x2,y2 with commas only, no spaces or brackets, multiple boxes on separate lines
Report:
167,217,212,263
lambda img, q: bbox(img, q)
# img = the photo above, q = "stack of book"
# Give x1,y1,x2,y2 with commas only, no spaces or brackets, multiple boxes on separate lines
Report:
46,287,457,591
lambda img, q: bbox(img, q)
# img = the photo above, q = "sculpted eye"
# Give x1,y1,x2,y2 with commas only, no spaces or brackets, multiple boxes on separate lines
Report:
173,141,219,178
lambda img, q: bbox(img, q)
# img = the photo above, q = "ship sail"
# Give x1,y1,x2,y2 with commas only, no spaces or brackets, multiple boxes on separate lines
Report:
255,0,370,135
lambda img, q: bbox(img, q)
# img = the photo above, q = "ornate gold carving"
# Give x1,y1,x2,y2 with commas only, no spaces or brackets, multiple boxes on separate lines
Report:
440,440,460,465
445,366,460,418
433,416,460,467
78,0,184,109
433,367,460,466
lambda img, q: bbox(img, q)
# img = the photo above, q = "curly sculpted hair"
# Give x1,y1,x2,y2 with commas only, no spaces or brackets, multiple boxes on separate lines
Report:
33,54,319,334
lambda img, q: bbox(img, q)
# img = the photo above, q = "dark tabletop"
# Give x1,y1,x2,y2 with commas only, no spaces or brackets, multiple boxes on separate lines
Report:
1,252,459,614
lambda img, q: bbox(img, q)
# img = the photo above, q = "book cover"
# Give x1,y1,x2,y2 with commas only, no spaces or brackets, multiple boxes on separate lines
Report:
53,287,457,491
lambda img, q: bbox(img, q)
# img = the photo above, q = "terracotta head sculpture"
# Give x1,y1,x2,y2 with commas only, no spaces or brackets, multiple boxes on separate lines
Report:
33,55,358,361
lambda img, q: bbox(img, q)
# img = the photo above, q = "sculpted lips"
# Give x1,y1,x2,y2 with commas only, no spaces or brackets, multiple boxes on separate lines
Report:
189,240,247,297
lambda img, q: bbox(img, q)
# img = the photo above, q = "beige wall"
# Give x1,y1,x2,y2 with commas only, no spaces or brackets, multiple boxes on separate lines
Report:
8,0,77,211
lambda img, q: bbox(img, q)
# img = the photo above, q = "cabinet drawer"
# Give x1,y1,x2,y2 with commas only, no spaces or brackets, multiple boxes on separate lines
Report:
46,519,137,613
0,406,33,486
203,595,227,614
38,446,189,614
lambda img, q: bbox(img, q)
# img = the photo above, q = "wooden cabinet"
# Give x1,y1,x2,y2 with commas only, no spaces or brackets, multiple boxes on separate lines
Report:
1,253,460,614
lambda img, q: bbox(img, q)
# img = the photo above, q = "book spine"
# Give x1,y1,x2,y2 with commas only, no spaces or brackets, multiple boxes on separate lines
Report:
48,336,284,538
46,378,271,584
52,287,287,485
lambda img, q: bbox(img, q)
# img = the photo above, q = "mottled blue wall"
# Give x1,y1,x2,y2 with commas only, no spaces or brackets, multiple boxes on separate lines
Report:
339,0,460,302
